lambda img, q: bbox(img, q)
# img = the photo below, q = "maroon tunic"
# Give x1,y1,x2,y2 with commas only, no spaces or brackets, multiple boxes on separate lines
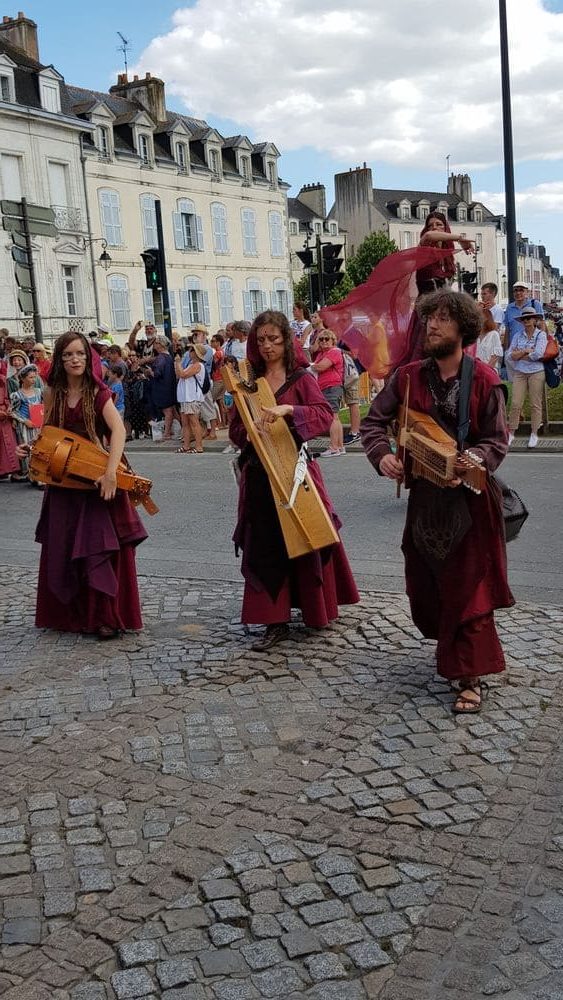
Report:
361,358,514,680
230,369,359,627
35,387,147,633
0,373,19,476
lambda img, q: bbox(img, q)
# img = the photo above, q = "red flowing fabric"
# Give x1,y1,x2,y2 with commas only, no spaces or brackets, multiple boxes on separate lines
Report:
319,246,458,378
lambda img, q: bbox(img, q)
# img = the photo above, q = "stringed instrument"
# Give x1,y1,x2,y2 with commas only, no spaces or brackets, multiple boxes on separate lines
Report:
29,425,159,514
397,389,486,494
222,363,339,558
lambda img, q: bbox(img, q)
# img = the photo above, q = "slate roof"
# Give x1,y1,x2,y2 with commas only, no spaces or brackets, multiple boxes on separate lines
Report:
288,198,317,223
373,188,495,222
0,37,77,119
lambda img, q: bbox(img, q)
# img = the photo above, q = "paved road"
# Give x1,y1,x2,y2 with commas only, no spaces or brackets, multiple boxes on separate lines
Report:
1,452,561,604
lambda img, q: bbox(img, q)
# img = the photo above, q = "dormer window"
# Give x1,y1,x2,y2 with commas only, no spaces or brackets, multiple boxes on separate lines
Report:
40,78,61,113
457,205,467,222
0,56,15,104
417,204,429,221
176,142,187,173
209,149,221,178
329,222,338,236
0,75,11,102
289,221,298,235
97,126,110,158
241,156,251,185
138,134,151,167
268,161,277,187
400,202,411,220
474,208,483,223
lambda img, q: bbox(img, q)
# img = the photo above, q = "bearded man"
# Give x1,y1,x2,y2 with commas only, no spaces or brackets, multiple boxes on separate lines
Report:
361,291,514,714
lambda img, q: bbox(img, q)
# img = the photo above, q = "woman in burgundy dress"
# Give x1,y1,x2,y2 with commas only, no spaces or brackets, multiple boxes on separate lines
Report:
35,332,147,638
230,310,359,651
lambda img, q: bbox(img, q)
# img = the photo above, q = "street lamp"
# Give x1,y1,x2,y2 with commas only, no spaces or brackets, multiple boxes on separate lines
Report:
83,236,112,270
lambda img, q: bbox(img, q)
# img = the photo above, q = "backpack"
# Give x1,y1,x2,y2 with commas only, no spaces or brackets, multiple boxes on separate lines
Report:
194,364,211,395
544,357,561,389
342,352,360,388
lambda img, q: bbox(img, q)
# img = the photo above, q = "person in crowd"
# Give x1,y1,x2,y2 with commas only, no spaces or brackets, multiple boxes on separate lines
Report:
175,342,206,454
107,364,125,419
10,363,43,482
96,323,114,345
7,349,30,395
128,320,159,358
416,212,474,296
0,364,19,482
506,305,547,449
210,332,227,427
144,334,177,439
290,302,313,343
191,324,220,440
504,282,546,385
123,354,149,441
224,321,250,364
361,290,513,714
35,332,147,637
476,309,504,371
107,344,128,378
229,309,359,650
309,330,345,456
479,283,504,329
304,311,326,358
29,343,51,382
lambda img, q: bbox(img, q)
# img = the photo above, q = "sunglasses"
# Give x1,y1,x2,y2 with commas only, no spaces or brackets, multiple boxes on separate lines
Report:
318,337,332,342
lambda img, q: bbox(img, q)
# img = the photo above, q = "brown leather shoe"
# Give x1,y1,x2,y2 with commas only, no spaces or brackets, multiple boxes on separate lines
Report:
251,623,290,652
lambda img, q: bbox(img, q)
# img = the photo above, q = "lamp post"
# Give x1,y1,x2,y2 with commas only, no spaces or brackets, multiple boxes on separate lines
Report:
499,0,518,295
82,237,112,326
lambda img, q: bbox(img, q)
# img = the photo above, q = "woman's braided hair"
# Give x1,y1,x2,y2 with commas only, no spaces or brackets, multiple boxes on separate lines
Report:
45,331,99,443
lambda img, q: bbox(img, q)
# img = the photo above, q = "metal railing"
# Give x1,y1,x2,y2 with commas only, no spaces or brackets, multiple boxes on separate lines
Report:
0,315,96,345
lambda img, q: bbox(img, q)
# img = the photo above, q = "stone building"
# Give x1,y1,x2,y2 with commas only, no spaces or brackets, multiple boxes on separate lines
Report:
0,12,97,340
288,183,346,296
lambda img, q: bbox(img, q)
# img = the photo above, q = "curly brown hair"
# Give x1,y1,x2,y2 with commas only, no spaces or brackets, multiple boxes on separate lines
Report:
248,310,297,375
417,290,482,347
45,331,99,443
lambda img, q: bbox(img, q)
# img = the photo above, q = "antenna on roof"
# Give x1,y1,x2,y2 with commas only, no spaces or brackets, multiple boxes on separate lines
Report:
117,32,131,75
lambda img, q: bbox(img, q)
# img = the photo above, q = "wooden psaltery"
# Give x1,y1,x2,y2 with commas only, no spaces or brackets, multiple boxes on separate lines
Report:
222,364,339,558
397,403,487,494
30,425,159,514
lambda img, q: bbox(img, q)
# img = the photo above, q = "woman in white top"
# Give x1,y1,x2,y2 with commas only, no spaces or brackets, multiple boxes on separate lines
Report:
476,309,503,371
175,343,206,453
290,302,313,343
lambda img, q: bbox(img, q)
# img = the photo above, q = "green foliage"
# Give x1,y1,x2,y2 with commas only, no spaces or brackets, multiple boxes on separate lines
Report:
293,274,311,309
328,230,398,304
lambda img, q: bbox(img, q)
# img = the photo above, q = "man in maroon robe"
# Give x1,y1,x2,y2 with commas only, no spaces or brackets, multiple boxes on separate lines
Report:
361,290,514,713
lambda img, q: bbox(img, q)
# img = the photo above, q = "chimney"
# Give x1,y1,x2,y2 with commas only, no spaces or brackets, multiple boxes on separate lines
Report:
110,70,167,123
297,182,326,219
0,11,39,62
461,173,472,204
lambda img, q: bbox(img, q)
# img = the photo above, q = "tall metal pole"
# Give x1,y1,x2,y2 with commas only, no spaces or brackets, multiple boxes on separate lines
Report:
21,197,43,342
499,0,518,295
154,200,172,344
316,234,324,307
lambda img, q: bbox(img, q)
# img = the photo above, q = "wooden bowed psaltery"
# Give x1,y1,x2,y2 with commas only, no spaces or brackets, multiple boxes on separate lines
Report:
29,425,159,515
222,363,339,559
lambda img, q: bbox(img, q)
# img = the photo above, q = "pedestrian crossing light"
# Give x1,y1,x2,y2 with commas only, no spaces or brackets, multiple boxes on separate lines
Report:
321,243,344,294
140,248,161,290
461,269,478,299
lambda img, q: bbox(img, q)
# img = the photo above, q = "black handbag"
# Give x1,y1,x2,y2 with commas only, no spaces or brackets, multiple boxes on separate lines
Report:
458,356,528,543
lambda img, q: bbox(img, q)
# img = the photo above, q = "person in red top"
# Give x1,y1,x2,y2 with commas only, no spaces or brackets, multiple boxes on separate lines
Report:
310,330,345,456
210,332,227,426
29,343,51,382
361,291,513,714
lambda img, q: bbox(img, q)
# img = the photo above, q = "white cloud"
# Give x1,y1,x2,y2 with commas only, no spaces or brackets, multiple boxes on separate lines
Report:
133,0,563,168
475,181,563,215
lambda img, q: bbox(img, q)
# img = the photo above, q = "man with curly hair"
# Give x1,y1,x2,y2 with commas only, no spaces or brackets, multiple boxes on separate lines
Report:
361,291,514,714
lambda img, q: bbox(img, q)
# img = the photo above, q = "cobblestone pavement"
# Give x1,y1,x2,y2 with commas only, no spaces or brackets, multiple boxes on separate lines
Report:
1,565,563,1000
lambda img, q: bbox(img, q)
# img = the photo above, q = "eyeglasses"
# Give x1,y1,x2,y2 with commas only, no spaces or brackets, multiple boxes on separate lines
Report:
62,352,87,361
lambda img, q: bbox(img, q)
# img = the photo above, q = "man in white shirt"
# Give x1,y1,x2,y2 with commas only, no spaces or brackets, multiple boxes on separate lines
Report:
479,283,504,329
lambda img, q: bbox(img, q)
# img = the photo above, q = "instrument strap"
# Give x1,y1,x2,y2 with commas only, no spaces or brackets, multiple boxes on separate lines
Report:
457,353,474,450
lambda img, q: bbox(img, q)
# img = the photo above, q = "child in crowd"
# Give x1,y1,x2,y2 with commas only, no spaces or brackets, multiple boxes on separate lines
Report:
107,364,125,419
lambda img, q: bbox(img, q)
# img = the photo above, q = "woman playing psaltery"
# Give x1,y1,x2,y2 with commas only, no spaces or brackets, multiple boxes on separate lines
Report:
229,310,359,651
34,331,147,638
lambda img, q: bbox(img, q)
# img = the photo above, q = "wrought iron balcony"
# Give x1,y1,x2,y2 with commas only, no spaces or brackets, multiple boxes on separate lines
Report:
52,205,84,233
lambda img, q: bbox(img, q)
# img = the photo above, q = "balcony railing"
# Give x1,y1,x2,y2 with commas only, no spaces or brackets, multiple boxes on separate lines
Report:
52,205,85,233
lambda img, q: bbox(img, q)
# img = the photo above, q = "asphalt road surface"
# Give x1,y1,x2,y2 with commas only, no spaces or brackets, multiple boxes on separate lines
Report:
0,453,560,605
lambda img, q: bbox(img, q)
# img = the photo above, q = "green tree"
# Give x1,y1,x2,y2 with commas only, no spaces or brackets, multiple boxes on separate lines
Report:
328,231,398,304
293,273,311,310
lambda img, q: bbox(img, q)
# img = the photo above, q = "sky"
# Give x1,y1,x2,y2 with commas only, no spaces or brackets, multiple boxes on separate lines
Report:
21,0,563,272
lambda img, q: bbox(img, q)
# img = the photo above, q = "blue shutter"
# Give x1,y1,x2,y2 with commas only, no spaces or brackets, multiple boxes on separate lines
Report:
242,291,252,322
202,291,210,326
169,290,177,328
179,290,191,327
142,289,155,325
196,215,204,251
173,213,184,250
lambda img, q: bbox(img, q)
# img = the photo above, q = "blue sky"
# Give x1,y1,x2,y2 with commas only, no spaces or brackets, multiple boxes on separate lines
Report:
22,0,563,273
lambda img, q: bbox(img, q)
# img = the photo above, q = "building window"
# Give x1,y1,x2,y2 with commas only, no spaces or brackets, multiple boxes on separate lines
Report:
62,265,78,317
474,208,482,223
48,161,69,208
174,198,203,251
400,203,411,220
313,221,322,235
400,231,413,249
209,148,221,177
140,193,158,248
97,126,110,158
217,276,234,325
0,153,22,200
40,79,60,113
289,220,298,235
268,161,277,186
180,277,210,326
138,134,151,166
241,208,257,255
0,75,11,102
243,280,267,321
273,278,288,315
329,222,338,235
269,211,284,257
475,232,482,252
417,205,429,220
457,206,467,221
108,274,131,330
241,156,251,184
211,202,228,254
176,142,187,172
98,188,122,246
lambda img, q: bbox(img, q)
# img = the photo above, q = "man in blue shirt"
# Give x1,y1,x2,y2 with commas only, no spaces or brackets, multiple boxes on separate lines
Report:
504,281,546,347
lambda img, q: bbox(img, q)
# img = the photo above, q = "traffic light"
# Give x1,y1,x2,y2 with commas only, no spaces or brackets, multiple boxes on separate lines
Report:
461,269,478,298
140,248,162,290
295,248,314,269
11,233,33,314
321,242,344,295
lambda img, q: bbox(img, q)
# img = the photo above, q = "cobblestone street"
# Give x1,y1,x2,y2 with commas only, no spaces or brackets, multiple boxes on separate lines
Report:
1,566,563,999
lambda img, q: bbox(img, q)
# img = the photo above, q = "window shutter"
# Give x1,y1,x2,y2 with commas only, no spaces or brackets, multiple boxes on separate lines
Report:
108,276,131,330
169,290,177,328
142,289,155,325
141,195,157,248
242,291,252,322
196,215,204,251
173,213,184,250
179,290,191,327
260,291,269,312
202,291,211,327
270,291,276,310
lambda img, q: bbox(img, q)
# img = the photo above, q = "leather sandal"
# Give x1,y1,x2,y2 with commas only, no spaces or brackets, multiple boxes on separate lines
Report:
251,623,290,652
452,679,488,714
